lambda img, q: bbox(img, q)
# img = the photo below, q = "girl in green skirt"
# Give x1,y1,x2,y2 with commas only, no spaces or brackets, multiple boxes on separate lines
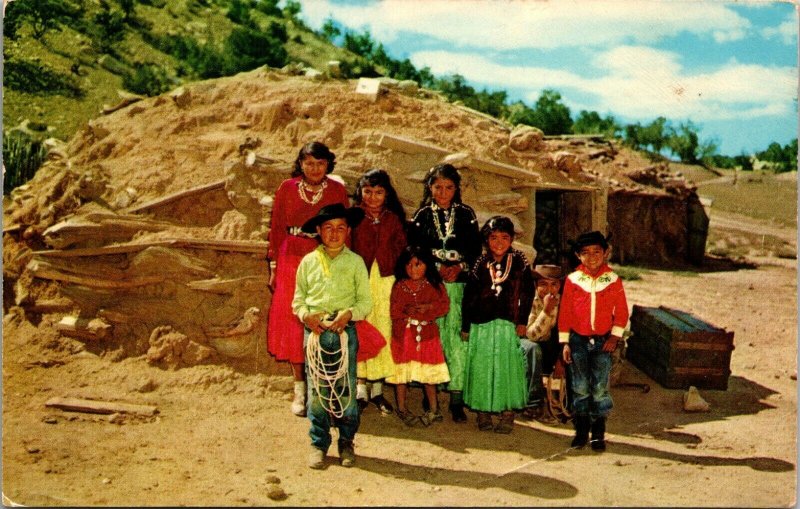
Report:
461,216,534,433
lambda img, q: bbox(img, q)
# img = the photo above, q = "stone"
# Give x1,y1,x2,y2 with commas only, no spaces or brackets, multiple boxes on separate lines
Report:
266,485,287,501
683,386,710,412
170,87,191,108
508,124,544,152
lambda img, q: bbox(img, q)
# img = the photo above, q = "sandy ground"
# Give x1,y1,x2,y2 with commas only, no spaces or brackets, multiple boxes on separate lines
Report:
2,215,797,507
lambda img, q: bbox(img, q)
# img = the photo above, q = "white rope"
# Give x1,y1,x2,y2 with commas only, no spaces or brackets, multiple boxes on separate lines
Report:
306,328,352,418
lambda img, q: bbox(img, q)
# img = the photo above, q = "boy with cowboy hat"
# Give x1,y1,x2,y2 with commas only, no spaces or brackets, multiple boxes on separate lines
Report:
558,231,629,452
521,264,564,420
292,203,372,469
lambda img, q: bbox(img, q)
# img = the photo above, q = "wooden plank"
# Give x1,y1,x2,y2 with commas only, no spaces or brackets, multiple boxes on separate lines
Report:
672,341,734,352
45,396,158,416
375,133,450,156
29,260,165,288
673,366,730,376
33,239,270,258
470,157,541,181
126,180,226,214
55,316,112,340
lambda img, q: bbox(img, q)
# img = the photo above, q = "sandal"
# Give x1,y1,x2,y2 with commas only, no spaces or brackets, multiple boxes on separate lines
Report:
476,412,493,431
396,409,418,427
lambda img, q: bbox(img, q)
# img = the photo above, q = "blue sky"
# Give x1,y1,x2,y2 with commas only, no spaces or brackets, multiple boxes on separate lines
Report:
296,0,798,157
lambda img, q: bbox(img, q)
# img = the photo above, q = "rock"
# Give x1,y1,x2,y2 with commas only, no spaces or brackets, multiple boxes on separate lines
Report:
551,151,582,177
108,412,125,424
136,378,157,393
264,475,281,484
43,416,58,424
304,68,323,80
26,446,40,454
683,386,710,412
170,87,191,108
509,124,544,152
326,60,341,78
266,485,287,501
397,80,419,95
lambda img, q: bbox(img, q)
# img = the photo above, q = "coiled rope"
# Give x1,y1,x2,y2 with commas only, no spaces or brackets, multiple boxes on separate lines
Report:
305,328,352,418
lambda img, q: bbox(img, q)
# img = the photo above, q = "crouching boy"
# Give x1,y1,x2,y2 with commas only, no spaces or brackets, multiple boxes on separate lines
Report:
521,264,563,420
558,231,629,452
292,204,371,469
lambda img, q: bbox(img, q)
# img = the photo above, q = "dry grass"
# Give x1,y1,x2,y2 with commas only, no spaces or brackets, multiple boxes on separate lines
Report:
698,171,797,227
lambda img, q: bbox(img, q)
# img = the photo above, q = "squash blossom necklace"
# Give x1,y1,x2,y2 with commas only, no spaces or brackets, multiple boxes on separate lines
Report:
487,254,513,296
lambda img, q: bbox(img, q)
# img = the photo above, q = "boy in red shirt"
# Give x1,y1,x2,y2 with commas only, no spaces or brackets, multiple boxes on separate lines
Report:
559,231,629,451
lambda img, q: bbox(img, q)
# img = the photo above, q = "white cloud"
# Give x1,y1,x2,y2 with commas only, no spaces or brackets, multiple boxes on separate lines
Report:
408,47,797,122
300,0,751,50
762,14,798,45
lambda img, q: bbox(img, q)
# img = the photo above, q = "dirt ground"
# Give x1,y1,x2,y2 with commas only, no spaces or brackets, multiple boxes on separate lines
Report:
1,208,796,508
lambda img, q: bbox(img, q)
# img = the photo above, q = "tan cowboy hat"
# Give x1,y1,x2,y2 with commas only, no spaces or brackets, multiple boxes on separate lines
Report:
531,264,563,280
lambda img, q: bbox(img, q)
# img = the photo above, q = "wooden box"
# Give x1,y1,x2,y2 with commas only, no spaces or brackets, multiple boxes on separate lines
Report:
626,305,734,390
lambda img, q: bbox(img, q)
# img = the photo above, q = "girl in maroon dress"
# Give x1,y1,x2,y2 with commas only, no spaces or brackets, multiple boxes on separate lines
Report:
267,141,349,416
388,246,451,427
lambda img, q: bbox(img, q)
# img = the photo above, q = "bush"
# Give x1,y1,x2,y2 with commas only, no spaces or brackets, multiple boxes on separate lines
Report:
123,64,173,96
3,132,48,193
220,25,288,74
4,58,84,98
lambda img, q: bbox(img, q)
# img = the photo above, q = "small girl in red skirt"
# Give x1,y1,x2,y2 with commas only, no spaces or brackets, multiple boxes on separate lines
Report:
388,246,451,427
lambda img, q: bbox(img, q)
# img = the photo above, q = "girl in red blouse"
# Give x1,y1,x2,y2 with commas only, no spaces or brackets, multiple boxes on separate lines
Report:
266,142,350,417
350,169,408,415
388,246,451,427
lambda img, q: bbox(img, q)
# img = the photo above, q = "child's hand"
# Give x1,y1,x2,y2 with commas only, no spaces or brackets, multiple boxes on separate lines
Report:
329,309,353,334
304,313,325,335
439,265,460,283
460,331,469,342
602,335,620,352
543,293,558,314
562,344,572,364
515,324,527,337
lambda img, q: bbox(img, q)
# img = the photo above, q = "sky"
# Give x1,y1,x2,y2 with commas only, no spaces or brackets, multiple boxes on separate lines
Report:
296,0,798,157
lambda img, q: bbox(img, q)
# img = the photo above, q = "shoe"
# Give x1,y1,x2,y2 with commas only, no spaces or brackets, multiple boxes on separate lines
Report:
494,411,515,434
571,415,591,448
308,447,326,470
449,402,467,423
590,417,607,452
357,398,369,413
338,442,355,468
370,395,394,415
520,407,539,420
396,409,418,427
419,410,443,427
476,412,493,431
291,383,307,417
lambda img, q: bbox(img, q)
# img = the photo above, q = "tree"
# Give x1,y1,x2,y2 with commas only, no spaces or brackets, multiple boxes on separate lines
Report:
573,110,621,138
5,0,79,40
282,0,301,20
226,0,252,25
254,0,281,17
320,18,341,41
639,117,669,154
221,25,288,74
93,1,126,53
667,121,701,163
529,89,572,135
343,29,375,57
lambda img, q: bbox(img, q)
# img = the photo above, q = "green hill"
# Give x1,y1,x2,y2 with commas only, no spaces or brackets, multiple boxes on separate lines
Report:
3,0,357,162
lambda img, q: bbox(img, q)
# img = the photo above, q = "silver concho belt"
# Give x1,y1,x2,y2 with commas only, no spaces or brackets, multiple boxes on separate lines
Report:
432,248,462,262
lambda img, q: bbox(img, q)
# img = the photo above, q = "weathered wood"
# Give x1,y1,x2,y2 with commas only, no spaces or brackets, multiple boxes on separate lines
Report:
55,316,112,340
470,157,541,181
374,132,450,156
28,298,75,313
126,180,226,214
28,259,165,288
33,239,270,258
45,396,157,416
187,276,269,294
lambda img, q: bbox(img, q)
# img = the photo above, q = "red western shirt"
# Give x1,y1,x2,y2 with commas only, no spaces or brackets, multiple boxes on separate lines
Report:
558,264,629,343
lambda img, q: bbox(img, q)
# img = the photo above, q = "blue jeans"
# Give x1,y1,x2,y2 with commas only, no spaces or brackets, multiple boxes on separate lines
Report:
519,338,544,408
304,324,360,453
568,331,613,419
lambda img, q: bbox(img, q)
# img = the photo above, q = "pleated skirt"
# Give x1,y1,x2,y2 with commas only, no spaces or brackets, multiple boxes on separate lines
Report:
463,319,528,412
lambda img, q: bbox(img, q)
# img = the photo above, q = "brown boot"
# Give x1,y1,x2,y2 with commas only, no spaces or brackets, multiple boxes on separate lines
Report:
494,411,515,434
